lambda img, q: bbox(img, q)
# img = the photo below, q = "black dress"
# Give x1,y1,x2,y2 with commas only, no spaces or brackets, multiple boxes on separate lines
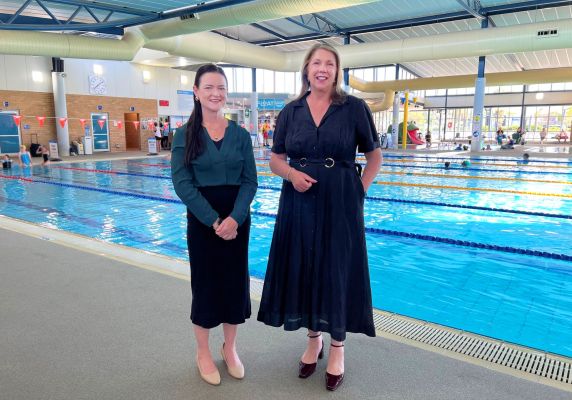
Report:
257,93,380,341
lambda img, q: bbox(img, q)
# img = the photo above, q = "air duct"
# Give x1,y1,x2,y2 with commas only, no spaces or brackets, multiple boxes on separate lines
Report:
349,67,572,92
139,0,382,40
151,19,572,71
0,30,144,60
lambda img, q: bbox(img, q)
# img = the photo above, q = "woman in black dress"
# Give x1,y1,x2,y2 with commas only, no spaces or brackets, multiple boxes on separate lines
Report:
257,44,383,391
171,64,257,385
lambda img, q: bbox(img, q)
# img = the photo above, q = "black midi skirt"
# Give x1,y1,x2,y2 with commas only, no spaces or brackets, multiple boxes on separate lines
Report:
186,185,251,329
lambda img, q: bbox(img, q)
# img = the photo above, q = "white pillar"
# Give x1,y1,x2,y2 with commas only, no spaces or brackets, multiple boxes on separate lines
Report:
250,92,259,147
391,91,400,149
52,71,70,156
471,77,486,152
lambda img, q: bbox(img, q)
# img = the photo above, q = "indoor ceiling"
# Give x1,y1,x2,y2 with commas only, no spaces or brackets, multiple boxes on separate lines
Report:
1,0,572,78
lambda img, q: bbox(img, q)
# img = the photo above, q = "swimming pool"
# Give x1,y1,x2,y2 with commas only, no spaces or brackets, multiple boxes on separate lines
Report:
1,153,571,358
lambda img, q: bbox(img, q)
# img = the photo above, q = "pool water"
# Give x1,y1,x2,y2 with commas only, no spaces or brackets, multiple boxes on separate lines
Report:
1,154,571,357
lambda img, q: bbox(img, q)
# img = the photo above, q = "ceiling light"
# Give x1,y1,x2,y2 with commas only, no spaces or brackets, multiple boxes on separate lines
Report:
535,92,544,100
93,64,103,75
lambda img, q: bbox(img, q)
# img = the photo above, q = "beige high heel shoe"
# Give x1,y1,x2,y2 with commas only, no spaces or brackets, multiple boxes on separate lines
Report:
221,343,245,379
196,354,221,386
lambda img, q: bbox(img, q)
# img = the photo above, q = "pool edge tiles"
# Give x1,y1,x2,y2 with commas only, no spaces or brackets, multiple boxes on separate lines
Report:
0,215,190,280
2,215,571,392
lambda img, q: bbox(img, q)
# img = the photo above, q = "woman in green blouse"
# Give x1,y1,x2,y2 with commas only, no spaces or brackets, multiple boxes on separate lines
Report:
171,64,257,386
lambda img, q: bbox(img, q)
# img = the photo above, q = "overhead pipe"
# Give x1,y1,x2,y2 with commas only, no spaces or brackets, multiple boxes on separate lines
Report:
149,19,572,72
349,67,572,92
138,0,382,40
0,0,380,61
0,30,145,60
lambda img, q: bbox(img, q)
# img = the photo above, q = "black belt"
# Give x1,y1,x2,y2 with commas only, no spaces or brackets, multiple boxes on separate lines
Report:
289,158,362,175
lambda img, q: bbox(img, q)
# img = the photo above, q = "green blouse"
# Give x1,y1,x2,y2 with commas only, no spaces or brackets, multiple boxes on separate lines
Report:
171,120,258,227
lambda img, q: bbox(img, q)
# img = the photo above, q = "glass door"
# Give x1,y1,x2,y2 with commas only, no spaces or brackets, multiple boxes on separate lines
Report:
91,113,109,151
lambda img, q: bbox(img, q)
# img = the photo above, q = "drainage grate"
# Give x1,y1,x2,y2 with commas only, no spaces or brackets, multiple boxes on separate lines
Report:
250,277,571,386
372,312,572,385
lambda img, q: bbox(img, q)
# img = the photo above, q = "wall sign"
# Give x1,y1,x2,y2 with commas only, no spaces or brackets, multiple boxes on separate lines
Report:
97,105,103,111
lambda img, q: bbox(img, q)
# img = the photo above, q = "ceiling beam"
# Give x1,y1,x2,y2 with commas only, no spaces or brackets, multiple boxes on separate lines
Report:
455,0,485,21
250,23,288,40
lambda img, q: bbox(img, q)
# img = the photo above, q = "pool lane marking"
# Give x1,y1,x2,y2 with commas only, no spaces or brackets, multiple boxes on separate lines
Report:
254,185,572,220
256,171,572,198
375,170,572,185
355,158,572,169
255,163,572,185
1,175,570,261
3,174,572,219
255,159,572,176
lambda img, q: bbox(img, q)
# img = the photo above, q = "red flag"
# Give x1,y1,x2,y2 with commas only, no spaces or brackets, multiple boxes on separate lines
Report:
59,117,67,128
117,120,123,129
133,121,140,129
79,118,87,129
176,121,182,128
98,119,106,129
148,121,155,131
36,116,46,127
12,115,22,125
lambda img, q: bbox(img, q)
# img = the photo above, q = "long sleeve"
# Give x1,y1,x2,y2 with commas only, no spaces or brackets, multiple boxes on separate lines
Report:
170,127,219,227
230,128,258,226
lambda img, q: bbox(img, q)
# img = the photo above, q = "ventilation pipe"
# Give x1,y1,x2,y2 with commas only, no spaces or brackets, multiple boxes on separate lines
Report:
0,12,571,69
152,19,572,71
139,0,382,40
0,0,379,60
349,67,572,92
0,30,144,60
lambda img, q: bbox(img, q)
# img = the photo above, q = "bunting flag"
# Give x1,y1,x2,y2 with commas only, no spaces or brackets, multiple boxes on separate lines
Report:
59,117,68,128
117,120,123,129
98,119,106,129
12,115,22,125
79,118,87,129
175,121,182,128
36,116,46,127
133,121,140,129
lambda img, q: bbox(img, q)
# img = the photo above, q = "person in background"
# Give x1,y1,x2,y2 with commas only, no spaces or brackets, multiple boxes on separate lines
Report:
154,120,162,152
496,128,504,145
539,127,547,144
257,43,383,392
425,130,431,148
38,145,50,166
2,154,12,169
171,64,257,386
18,145,32,167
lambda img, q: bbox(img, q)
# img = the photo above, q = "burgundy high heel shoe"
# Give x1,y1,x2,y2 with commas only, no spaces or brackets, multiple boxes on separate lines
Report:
298,333,324,378
325,342,344,391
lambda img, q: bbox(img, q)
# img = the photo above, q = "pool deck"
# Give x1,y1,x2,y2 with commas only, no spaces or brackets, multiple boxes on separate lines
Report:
1,220,571,400
1,148,571,399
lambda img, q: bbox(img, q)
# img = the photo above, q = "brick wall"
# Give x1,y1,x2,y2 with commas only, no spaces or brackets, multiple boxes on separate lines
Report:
1,90,158,152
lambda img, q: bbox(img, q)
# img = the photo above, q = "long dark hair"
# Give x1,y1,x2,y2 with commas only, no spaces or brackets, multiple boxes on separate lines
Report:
184,63,228,166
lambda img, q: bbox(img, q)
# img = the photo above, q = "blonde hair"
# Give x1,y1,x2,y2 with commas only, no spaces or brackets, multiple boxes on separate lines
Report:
20,145,26,151
296,43,346,104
